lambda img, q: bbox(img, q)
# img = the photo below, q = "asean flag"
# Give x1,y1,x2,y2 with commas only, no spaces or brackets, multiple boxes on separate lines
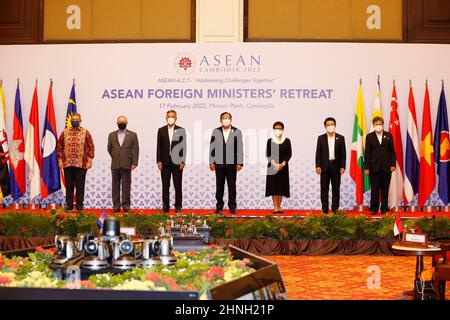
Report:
41,81,61,199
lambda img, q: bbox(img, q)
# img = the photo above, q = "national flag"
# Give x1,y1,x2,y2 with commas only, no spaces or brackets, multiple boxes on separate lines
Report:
404,84,420,204
0,82,11,200
9,82,26,200
97,211,108,229
388,83,404,208
65,84,77,128
393,215,404,237
369,79,383,132
41,81,61,199
418,83,436,207
350,81,370,205
24,84,42,201
433,84,450,204
60,84,78,193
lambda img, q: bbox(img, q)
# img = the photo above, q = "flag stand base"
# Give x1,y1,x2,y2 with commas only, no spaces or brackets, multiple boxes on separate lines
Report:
390,206,404,212
10,203,23,210
353,205,369,212
422,205,435,212
406,205,421,212
438,205,450,212
27,203,41,210
47,203,60,210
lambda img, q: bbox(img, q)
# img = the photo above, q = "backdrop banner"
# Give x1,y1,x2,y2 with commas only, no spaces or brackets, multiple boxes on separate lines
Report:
0,43,449,209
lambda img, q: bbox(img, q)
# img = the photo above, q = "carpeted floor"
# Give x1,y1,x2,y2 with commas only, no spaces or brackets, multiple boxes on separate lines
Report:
264,255,449,300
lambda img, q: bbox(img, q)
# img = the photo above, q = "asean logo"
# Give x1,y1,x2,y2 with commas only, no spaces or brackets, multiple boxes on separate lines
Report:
174,52,196,75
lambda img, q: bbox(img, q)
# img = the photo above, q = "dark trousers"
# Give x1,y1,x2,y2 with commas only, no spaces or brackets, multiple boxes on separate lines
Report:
369,171,392,212
64,167,87,210
320,160,341,212
161,163,183,210
215,165,237,211
112,168,131,210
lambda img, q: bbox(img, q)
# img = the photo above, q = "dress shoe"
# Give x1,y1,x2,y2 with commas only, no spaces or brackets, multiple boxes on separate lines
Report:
322,210,329,214
229,209,237,214
162,208,170,213
214,209,223,214
175,208,182,214
370,211,378,215
113,208,121,213
381,210,388,215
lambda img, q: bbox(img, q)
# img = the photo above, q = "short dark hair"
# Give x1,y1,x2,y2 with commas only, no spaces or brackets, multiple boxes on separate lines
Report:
273,121,284,129
220,112,232,119
71,112,81,119
372,116,384,125
166,110,177,116
324,117,336,126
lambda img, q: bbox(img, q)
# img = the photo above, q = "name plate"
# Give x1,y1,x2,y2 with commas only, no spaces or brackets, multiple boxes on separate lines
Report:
120,227,136,237
404,233,426,244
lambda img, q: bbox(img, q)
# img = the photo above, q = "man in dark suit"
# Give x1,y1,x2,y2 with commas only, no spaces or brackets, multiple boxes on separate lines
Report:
107,115,139,212
364,116,396,215
157,110,187,213
209,112,244,214
315,117,346,214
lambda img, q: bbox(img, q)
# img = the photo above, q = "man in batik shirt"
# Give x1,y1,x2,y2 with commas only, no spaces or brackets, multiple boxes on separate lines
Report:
57,113,95,211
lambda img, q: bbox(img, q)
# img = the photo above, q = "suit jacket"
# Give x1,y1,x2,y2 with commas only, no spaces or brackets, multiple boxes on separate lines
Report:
364,131,396,173
107,129,139,169
209,126,244,166
315,133,346,171
156,125,187,165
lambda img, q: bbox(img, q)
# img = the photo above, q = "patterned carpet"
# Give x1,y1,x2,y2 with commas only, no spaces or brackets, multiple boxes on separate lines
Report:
264,255,449,300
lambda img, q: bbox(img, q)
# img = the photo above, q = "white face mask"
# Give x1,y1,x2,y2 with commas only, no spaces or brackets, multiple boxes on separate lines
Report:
326,125,336,133
274,129,283,137
167,117,176,126
374,125,383,133
222,119,231,127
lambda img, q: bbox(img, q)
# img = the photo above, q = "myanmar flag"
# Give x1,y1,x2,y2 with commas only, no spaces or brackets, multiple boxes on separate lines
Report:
350,82,370,205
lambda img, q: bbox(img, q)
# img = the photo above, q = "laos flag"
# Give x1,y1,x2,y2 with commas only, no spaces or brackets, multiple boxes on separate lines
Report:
41,81,61,199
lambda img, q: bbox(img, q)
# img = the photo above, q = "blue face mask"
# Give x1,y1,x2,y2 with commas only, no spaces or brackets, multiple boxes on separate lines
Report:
71,120,80,128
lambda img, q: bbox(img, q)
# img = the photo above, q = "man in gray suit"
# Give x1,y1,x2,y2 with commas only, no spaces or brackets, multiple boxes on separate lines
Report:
107,115,139,212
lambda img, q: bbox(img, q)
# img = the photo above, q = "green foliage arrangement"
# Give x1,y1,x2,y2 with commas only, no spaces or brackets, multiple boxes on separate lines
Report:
0,210,448,241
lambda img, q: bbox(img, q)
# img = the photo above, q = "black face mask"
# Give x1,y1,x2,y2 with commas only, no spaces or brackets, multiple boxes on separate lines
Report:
117,123,127,130
71,120,80,128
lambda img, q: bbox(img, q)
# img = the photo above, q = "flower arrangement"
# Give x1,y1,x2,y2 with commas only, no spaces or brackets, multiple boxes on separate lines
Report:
0,246,255,298
0,211,448,241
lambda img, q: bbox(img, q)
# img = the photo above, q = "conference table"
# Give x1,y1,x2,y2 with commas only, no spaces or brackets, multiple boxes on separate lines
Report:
392,242,441,300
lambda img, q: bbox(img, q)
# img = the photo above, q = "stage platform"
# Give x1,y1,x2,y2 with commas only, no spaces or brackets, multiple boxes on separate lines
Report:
0,208,448,219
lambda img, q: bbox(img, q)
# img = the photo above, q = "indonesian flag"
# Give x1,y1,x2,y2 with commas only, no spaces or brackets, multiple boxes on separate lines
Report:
418,83,436,207
24,84,42,201
350,81,370,205
369,80,382,132
393,215,404,237
388,84,405,208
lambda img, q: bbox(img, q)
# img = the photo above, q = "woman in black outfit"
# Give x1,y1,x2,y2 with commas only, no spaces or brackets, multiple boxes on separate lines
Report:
265,121,292,213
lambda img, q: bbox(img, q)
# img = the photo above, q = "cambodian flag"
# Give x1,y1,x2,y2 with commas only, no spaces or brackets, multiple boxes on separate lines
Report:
404,84,420,204
9,83,26,200
97,211,108,229
433,84,450,205
41,81,61,199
